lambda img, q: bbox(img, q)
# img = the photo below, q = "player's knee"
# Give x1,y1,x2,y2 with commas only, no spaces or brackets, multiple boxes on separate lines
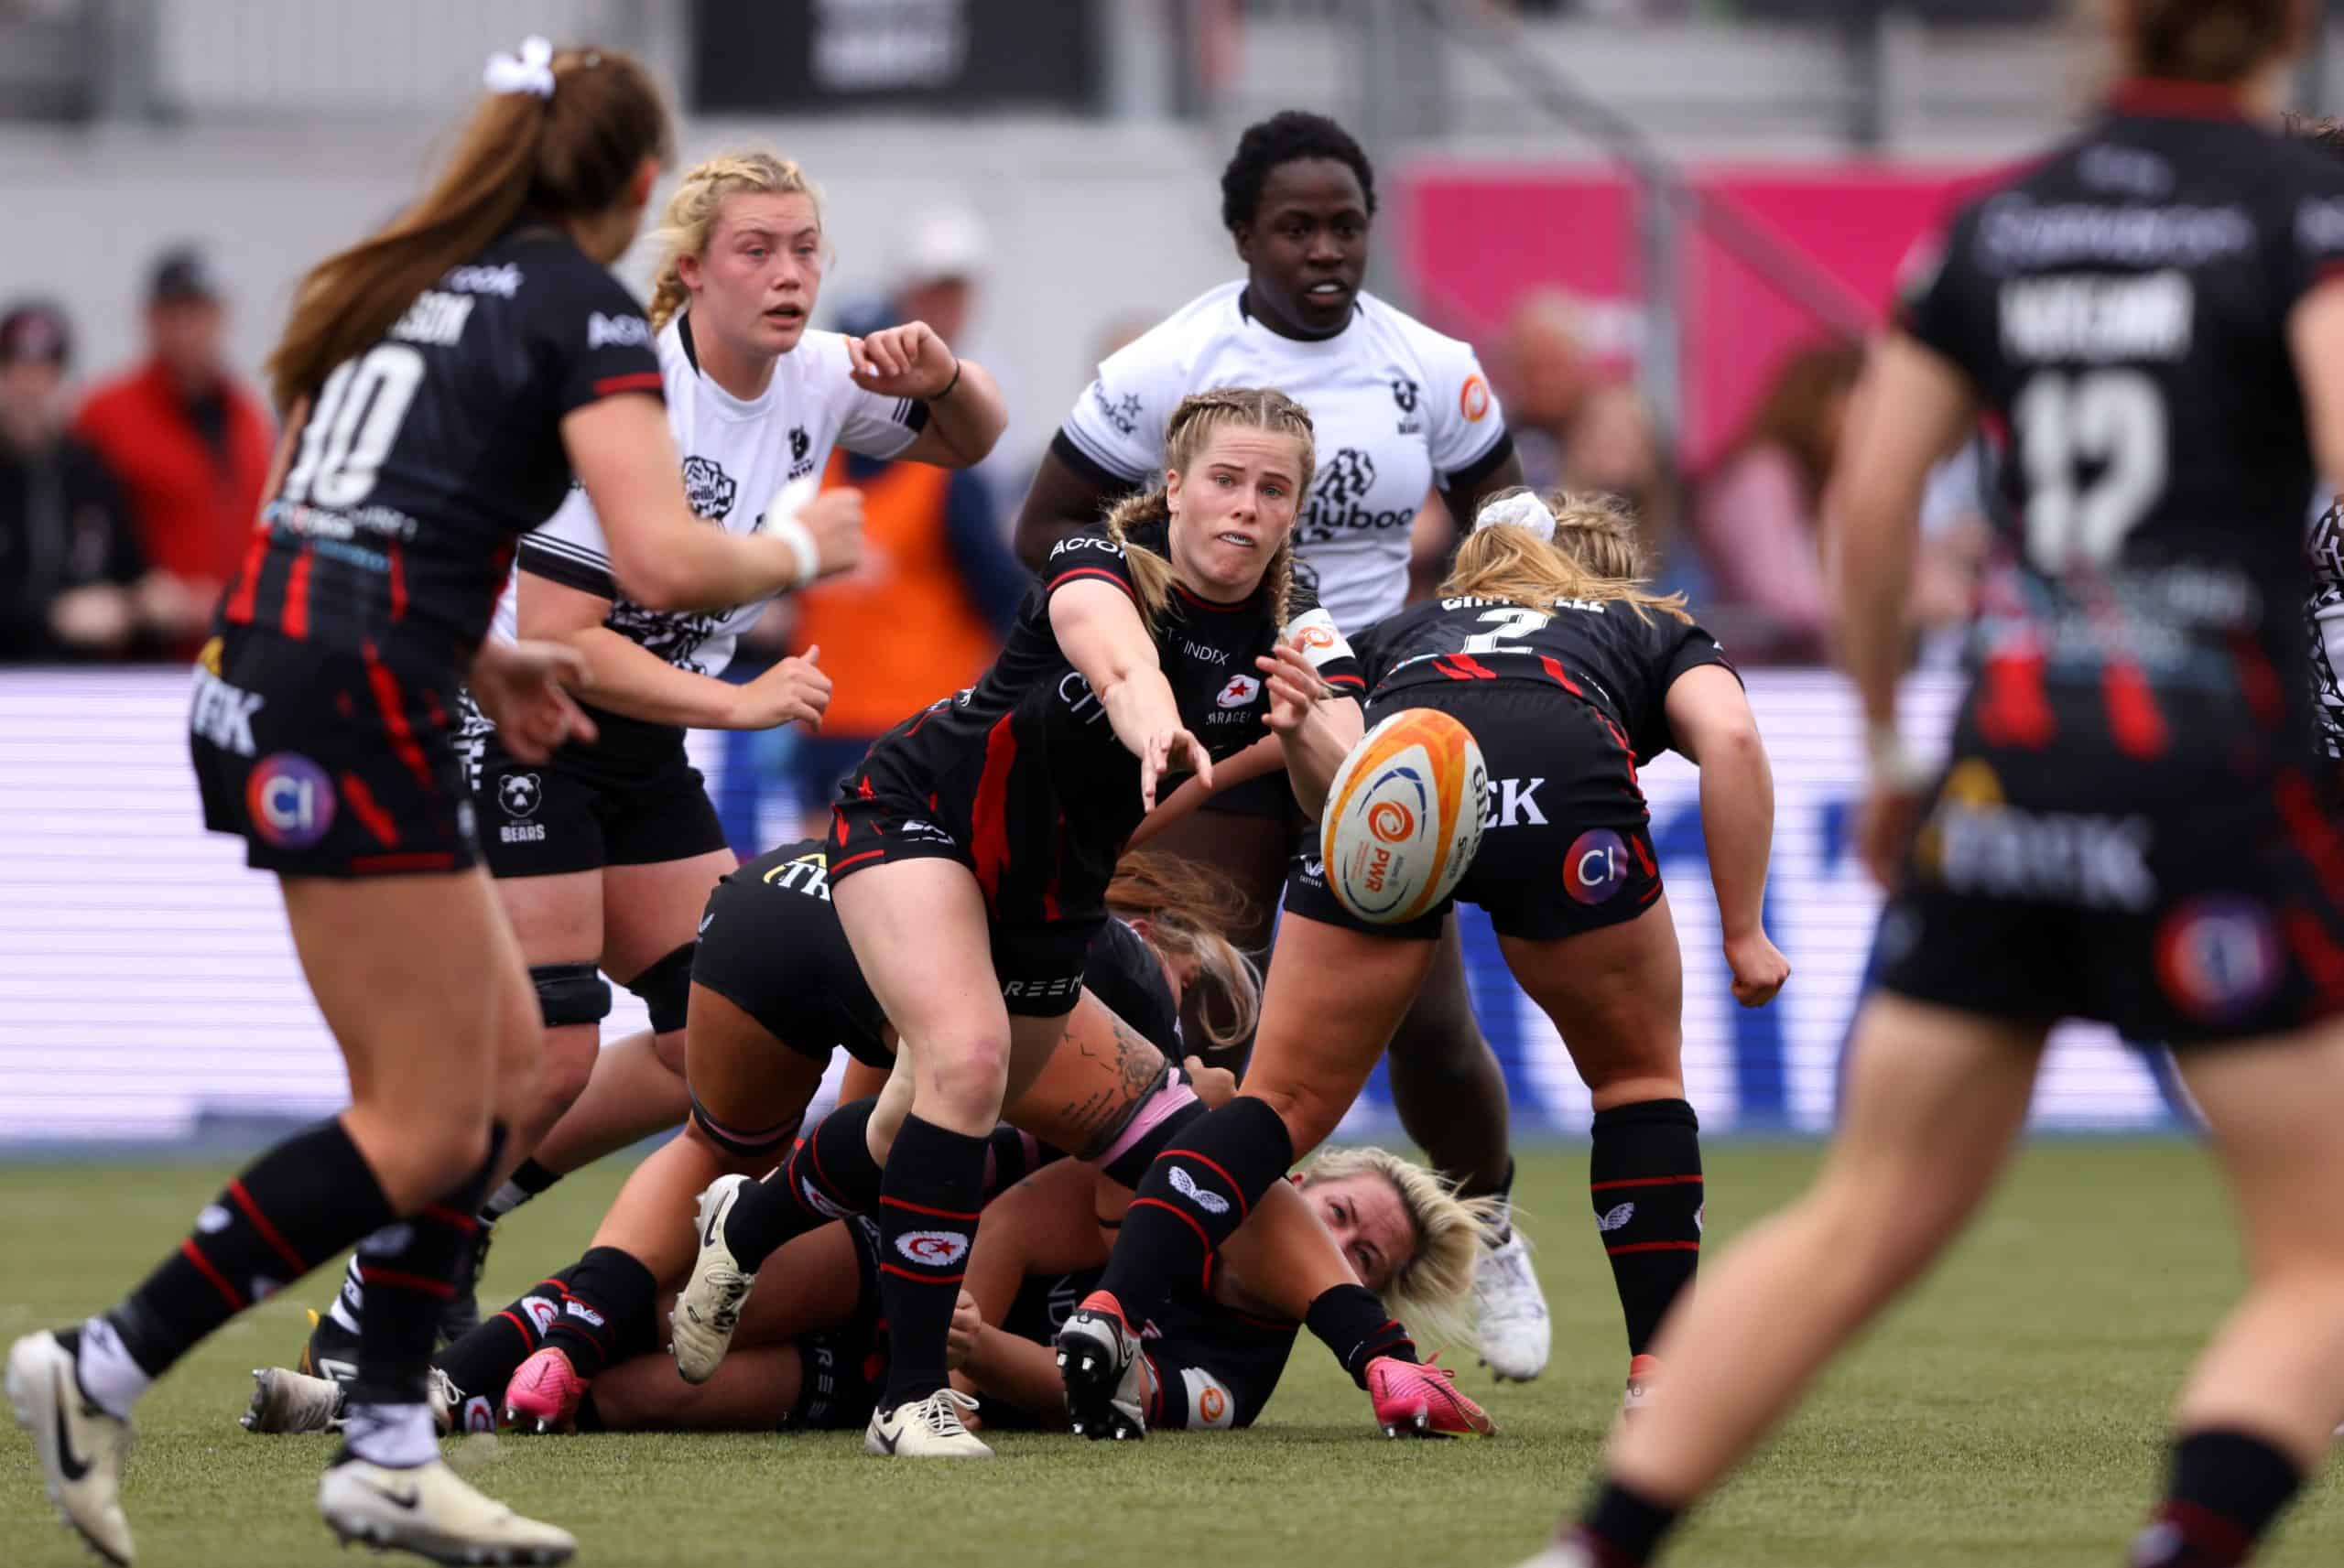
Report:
535,1026,599,1114
382,1112,496,1207
531,961,611,1031
624,944,695,1039
917,1032,1013,1121
687,1090,801,1174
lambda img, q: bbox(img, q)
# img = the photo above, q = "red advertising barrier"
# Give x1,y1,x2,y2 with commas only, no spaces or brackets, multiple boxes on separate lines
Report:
1401,163,1995,468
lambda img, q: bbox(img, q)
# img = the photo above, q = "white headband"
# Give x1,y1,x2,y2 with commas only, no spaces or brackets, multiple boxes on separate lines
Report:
484,36,557,99
1473,492,1556,542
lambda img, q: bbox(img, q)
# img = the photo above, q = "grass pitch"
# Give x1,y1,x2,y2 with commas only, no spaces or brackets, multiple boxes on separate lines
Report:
2,1141,2339,1567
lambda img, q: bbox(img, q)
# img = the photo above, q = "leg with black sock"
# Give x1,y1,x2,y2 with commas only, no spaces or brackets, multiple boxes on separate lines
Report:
1568,1479,1685,1568
503,1247,658,1432
1091,1095,1295,1321
873,1115,987,1410
434,1269,580,1405
2131,1430,2305,1568
342,1124,506,1468
1590,1099,1703,1365
483,1157,564,1224
722,1098,884,1271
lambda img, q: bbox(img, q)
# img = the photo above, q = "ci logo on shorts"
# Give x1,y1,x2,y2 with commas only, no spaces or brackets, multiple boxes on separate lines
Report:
895,1230,971,1270
498,772,543,818
1567,828,1629,905
246,752,335,850
2154,895,2281,1024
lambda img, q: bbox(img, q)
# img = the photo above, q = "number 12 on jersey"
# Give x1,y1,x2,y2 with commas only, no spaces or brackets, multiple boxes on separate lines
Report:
2013,369,2167,572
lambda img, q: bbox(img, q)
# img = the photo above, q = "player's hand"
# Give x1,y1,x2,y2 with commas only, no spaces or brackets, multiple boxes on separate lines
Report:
1723,929,1790,1008
1856,779,1927,893
1183,1054,1240,1109
1138,727,1212,814
1256,640,1329,736
471,638,597,763
944,1290,983,1369
795,489,865,579
730,644,830,732
847,322,959,402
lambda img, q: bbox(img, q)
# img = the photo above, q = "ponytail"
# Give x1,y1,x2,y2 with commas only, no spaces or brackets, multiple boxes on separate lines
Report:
1442,488,1689,626
266,43,670,413
1104,853,1262,1052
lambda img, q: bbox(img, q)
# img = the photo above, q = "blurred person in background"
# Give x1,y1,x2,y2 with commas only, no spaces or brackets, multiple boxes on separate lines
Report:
780,208,1028,828
0,300,153,663
1692,341,1863,662
73,245,274,654
1559,382,1707,600
1497,288,1597,493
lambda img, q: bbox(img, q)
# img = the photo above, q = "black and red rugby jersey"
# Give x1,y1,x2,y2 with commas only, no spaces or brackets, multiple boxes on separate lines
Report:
849,520,1363,894
221,226,663,672
1358,593,1732,765
1898,79,2344,749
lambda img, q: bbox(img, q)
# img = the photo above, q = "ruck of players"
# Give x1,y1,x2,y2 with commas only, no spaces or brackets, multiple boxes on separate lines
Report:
10,3,2344,1566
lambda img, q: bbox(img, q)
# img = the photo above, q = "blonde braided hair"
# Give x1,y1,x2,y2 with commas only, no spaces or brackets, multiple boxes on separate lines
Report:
646,149,824,332
1443,488,1690,626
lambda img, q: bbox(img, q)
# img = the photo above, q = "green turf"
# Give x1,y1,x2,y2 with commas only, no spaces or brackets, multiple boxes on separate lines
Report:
2,1141,2339,1566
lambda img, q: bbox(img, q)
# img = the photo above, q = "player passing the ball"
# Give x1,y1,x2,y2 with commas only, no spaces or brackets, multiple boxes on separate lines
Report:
1545,1,2344,1563
1059,486,1785,1438
5,38,839,1567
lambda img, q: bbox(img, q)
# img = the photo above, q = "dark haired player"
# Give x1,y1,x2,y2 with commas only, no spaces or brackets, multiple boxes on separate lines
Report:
1542,3,2344,1563
1012,108,1552,1379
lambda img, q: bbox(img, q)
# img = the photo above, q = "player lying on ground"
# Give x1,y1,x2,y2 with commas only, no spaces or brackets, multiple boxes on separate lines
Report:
1539,2,2344,1563
1058,487,1787,1441
247,1147,1488,1440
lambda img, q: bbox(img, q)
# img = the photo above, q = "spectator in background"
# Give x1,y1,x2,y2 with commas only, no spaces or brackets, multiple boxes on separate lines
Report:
0,301,154,663
1694,340,1863,662
1495,287,1596,492
74,245,273,654
1559,381,1709,600
778,214,1028,827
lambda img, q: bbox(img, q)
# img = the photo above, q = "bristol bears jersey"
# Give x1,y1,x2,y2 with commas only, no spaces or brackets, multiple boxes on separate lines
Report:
1056,282,1512,629
863,521,1364,907
222,227,663,672
505,312,926,676
1899,81,2344,728
2308,495,2344,757
1361,595,1734,763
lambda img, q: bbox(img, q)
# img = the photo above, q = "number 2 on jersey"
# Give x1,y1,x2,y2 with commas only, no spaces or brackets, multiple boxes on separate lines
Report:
2013,369,2166,571
281,345,427,509
1462,606,1551,654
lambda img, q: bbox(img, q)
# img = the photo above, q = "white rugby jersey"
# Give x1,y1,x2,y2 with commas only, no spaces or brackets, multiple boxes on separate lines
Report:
497,312,925,676
2309,493,2344,757
1056,281,1512,630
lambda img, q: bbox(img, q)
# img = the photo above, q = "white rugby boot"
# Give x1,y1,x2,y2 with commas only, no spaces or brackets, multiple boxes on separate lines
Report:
1474,1229,1553,1382
670,1175,756,1384
318,1453,576,1564
244,1365,467,1436
7,1329,136,1566
863,1388,993,1459
1054,1298,1147,1441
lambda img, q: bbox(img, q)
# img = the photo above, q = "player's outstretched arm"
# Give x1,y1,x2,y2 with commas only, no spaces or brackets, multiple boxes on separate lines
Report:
1666,665,1787,1009
1050,577,1211,810
847,322,1007,470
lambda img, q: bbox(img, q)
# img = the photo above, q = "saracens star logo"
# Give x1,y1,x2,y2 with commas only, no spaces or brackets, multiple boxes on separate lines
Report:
895,1230,971,1269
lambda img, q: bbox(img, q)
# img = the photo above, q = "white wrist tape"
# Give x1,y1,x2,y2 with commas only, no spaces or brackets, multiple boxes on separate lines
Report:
766,516,820,589
1864,721,1934,794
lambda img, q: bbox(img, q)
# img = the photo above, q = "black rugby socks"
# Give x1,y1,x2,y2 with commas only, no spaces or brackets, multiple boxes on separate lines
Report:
723,1098,885,1271
350,1124,505,1417
1304,1282,1417,1389
90,1117,395,1410
2131,1429,2305,1566
434,1267,581,1402
1590,1099,1703,1357
537,1245,658,1380
874,1114,989,1409
482,1157,564,1222
1573,1478,1684,1568
1095,1095,1294,1318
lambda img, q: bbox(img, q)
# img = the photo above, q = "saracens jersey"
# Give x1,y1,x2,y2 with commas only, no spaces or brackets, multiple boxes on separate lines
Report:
1897,79,2344,742
221,226,664,674
857,520,1364,918
1361,594,1734,764
1054,281,1514,630
504,312,927,679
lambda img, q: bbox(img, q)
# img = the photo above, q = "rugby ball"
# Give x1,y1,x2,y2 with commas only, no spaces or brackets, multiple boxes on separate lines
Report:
1319,708,1487,925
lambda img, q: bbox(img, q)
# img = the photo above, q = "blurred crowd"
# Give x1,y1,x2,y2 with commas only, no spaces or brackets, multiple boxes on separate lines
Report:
1,225,1992,838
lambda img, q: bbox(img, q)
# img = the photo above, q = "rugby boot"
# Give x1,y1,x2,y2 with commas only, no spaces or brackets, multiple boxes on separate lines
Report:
670,1175,755,1384
863,1389,992,1459
1368,1353,1496,1438
1055,1292,1145,1441
7,1329,136,1566
1622,1353,1663,1417
1473,1230,1552,1381
502,1346,587,1434
319,1452,575,1564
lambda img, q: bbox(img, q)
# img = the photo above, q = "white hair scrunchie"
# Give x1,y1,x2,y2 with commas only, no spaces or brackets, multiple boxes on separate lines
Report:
484,36,557,99
1473,492,1556,542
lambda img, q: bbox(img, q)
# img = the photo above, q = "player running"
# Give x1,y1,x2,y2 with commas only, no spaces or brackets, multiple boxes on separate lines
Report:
244,1146,1489,1444
298,145,1005,1371
1544,3,2344,1563
1058,489,1786,1436
5,38,845,1567
1012,110,1552,1378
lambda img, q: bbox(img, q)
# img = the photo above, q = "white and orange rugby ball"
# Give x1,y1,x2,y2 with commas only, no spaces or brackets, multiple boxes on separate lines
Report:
1319,708,1487,925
